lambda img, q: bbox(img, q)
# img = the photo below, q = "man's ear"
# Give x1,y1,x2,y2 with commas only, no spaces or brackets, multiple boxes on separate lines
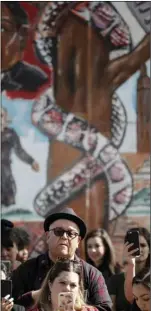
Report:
19,25,29,50
45,231,49,244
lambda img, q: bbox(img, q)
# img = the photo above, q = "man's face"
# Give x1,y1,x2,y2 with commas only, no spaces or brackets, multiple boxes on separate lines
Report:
46,219,81,260
1,3,23,71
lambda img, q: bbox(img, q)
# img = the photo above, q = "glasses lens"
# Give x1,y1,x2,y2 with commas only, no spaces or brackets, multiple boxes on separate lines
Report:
67,231,78,238
53,228,64,237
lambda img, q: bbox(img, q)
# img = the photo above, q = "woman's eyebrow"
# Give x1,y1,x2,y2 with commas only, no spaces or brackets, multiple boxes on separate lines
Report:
140,293,149,298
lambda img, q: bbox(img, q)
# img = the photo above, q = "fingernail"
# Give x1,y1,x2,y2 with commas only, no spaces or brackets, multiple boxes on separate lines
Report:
4,295,10,299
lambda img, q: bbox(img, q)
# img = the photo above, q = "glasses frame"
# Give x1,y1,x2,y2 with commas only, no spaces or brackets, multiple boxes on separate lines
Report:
49,227,79,240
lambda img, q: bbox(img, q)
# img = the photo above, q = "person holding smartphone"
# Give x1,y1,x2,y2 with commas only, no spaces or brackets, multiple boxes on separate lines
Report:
123,227,150,305
12,207,112,311
29,259,98,311
107,227,150,311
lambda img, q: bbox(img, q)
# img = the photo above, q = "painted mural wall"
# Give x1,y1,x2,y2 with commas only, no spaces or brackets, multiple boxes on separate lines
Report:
1,1,150,260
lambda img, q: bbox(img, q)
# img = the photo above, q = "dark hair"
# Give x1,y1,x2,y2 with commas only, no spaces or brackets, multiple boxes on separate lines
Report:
37,259,85,311
12,227,31,250
4,2,28,28
132,267,150,290
84,228,116,274
127,227,150,268
1,219,19,249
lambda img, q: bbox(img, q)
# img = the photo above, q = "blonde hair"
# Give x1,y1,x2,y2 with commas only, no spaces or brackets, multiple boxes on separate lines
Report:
36,259,86,311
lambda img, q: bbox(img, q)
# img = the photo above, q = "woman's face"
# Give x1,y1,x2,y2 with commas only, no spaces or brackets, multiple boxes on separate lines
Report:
49,271,80,310
133,283,150,311
87,236,105,264
135,235,149,264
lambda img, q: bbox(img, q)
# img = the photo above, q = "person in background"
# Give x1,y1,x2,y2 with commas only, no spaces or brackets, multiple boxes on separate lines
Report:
84,229,121,283
132,268,150,311
1,219,21,271
108,227,150,311
107,260,132,311
12,207,112,311
12,227,31,263
29,259,99,311
124,227,150,305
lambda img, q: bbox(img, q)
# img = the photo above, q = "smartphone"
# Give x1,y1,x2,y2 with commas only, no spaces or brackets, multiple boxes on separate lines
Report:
58,292,74,311
1,280,12,298
124,229,140,257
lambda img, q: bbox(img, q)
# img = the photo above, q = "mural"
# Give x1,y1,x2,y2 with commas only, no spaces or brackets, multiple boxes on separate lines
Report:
1,1,150,258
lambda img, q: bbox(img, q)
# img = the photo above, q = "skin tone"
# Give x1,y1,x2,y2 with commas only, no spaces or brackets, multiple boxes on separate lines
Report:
123,235,150,303
49,271,79,311
1,298,14,311
133,284,150,311
86,236,105,267
31,219,81,302
45,219,81,262
1,243,18,267
17,248,29,263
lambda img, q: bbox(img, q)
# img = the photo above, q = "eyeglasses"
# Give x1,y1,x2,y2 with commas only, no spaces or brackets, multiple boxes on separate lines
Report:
49,228,79,239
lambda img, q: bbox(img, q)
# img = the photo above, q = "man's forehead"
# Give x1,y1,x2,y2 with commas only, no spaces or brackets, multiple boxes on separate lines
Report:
49,219,79,232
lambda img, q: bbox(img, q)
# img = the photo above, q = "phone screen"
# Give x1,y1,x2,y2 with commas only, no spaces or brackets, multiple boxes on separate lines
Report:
1,280,12,298
124,230,140,257
58,292,74,311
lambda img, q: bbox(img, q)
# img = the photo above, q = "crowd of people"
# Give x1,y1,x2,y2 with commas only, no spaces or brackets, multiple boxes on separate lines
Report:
1,207,150,311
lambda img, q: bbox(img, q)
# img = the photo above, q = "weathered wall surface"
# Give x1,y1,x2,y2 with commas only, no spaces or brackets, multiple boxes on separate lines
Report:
1,2,150,260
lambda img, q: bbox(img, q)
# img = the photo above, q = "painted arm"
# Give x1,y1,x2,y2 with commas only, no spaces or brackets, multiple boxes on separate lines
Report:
107,34,150,91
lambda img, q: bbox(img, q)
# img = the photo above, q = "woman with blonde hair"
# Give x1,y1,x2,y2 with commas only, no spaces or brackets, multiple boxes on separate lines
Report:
29,259,98,311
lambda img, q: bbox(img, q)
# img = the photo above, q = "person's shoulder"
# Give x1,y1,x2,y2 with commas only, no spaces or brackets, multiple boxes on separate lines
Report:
80,259,104,279
13,253,45,273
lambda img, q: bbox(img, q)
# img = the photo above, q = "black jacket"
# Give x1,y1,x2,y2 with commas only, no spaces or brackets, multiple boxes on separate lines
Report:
12,253,112,311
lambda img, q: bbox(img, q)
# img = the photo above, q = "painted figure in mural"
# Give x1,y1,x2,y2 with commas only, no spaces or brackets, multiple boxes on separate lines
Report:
31,2,150,219
1,107,40,207
1,2,49,93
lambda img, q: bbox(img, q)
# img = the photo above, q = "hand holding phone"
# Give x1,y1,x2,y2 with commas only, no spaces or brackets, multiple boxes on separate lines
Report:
58,292,74,311
1,295,14,311
124,229,140,257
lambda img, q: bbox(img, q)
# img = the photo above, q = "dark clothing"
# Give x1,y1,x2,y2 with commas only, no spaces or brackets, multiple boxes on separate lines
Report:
2,128,34,206
88,262,121,284
107,272,131,311
1,61,48,92
12,252,112,311
131,301,141,311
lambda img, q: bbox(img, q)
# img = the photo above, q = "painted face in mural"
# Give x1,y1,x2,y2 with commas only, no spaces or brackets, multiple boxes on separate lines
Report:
1,3,28,71
86,236,105,265
46,219,80,260
135,235,149,264
133,283,150,311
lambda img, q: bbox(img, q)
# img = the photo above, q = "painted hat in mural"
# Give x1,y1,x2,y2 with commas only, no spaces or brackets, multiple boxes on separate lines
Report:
44,207,87,239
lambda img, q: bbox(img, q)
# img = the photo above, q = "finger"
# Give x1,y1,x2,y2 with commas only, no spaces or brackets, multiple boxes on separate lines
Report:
127,248,139,256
